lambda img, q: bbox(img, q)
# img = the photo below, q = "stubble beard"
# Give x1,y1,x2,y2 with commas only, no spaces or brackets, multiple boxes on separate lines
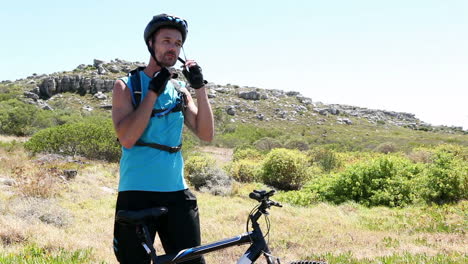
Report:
157,51,178,67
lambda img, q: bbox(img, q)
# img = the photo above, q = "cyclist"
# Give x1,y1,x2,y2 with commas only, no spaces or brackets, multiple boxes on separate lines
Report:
111,13,213,264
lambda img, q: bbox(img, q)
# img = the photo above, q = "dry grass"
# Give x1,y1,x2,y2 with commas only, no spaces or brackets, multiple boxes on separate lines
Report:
0,135,29,143
0,142,466,263
10,164,64,198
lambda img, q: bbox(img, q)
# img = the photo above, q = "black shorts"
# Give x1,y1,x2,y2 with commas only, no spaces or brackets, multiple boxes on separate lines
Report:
113,189,205,264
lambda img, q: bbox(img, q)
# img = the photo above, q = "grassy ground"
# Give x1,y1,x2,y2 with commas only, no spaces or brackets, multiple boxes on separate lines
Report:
0,144,466,263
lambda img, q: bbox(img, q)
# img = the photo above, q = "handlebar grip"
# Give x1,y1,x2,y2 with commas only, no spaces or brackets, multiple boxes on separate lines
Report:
249,192,262,202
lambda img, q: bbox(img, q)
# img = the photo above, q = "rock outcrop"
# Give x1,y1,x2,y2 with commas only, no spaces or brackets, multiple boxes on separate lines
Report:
14,59,465,133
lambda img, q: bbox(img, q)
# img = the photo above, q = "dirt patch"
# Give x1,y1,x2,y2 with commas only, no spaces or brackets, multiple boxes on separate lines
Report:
198,146,233,166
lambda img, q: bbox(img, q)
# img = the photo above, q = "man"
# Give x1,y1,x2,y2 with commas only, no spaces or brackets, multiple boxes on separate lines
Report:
112,14,213,264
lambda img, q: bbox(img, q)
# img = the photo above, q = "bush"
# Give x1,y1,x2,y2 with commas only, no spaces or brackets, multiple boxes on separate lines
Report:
284,138,310,151
0,99,40,136
0,84,22,102
374,142,398,154
307,148,342,172
185,155,232,196
0,99,83,136
433,144,468,161
323,156,421,207
24,117,121,162
275,190,318,207
232,148,263,162
422,151,467,204
229,159,260,183
260,148,309,191
254,137,282,151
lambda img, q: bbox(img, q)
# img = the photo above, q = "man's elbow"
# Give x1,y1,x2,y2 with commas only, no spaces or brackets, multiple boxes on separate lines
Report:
118,137,136,149
198,131,214,142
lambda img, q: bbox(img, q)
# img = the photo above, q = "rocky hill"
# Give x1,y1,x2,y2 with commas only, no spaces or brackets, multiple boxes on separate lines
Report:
5,59,466,134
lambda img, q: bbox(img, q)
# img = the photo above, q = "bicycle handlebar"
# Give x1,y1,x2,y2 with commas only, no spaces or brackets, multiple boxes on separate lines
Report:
249,190,282,210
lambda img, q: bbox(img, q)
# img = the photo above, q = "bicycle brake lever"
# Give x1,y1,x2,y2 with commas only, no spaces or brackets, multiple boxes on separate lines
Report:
270,200,282,207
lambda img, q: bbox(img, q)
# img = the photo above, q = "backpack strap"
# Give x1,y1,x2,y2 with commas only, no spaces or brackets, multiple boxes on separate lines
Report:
124,67,183,154
128,67,146,109
128,68,186,115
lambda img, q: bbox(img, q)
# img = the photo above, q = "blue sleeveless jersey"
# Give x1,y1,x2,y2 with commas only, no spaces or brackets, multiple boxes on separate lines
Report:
118,71,188,192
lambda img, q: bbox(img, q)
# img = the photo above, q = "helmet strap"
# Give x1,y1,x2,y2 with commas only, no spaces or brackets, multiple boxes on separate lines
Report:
147,36,164,69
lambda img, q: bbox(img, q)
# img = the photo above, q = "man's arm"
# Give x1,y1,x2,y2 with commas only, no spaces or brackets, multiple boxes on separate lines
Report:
112,79,158,149
183,86,214,142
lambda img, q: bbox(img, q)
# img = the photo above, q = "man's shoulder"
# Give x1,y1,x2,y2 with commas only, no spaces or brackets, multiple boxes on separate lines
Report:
119,76,130,84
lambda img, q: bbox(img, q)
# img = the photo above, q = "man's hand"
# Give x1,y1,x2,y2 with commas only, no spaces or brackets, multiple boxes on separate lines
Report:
149,67,171,95
182,61,206,89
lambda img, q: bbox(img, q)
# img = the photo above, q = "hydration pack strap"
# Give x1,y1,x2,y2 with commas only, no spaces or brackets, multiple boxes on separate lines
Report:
135,140,182,153
128,67,146,108
128,67,186,116
125,67,184,153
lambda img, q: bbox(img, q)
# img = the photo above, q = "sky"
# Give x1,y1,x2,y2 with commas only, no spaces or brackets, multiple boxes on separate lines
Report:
1,0,467,129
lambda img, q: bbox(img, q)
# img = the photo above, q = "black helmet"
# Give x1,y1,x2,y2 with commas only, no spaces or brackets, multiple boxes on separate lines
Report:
144,14,188,44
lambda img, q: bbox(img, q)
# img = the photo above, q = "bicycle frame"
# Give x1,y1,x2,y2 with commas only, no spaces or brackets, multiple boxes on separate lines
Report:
143,209,277,264
116,190,283,264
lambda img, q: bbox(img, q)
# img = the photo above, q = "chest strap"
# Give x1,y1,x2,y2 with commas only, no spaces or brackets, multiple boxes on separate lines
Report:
135,140,182,153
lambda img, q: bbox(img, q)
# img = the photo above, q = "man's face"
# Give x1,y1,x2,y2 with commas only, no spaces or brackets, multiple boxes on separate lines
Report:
151,28,183,67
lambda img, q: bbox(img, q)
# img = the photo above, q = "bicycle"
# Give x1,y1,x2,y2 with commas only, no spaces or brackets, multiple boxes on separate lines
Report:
116,190,326,264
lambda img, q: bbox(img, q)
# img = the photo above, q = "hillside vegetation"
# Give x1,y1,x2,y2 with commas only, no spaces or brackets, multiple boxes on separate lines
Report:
0,60,466,263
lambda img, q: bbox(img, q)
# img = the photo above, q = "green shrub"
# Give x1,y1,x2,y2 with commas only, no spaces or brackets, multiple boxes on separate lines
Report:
181,130,198,159
284,138,310,151
0,99,40,136
275,190,318,207
254,137,282,151
185,155,232,195
0,84,22,102
323,155,422,207
232,148,263,162
229,159,260,183
422,151,467,204
185,155,212,185
24,117,120,162
260,148,309,191
0,99,83,136
307,148,342,172
433,144,468,161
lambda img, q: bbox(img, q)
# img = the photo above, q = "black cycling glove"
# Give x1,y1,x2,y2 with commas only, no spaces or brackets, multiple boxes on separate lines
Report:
182,65,206,89
149,67,171,95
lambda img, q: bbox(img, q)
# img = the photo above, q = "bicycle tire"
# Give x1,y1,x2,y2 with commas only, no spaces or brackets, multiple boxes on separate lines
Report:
289,261,327,264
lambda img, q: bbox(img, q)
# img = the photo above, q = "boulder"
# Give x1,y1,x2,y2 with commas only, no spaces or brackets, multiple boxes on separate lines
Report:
239,91,263,100
24,91,39,100
93,92,107,100
226,106,236,116
93,59,105,67
286,91,300,96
